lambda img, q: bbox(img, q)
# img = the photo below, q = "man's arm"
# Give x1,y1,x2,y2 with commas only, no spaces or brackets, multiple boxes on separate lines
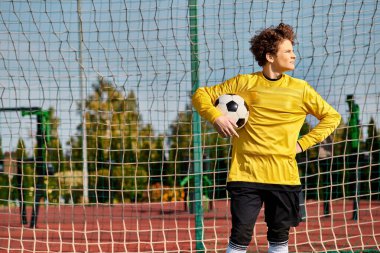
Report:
297,84,341,151
192,76,242,138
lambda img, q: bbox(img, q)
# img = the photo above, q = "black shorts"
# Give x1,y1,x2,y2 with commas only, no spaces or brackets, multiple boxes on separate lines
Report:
227,183,302,246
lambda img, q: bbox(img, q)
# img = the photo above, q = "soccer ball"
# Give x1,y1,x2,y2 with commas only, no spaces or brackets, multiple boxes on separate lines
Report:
214,94,249,129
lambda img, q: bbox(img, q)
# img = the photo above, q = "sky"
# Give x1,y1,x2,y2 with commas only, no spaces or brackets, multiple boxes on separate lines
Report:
0,0,379,153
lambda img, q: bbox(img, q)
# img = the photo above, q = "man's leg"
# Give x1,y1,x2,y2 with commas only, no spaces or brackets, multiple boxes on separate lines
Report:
267,227,290,253
264,190,301,253
226,241,249,253
226,185,263,253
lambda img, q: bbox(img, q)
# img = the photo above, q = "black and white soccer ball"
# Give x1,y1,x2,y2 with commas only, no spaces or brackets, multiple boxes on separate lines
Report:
214,94,249,129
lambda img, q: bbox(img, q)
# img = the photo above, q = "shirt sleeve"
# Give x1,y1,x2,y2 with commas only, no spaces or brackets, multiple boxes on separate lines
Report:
192,75,240,124
297,83,342,151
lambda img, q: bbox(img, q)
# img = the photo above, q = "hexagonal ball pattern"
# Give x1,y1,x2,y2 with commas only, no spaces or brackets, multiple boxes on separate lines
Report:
214,94,249,129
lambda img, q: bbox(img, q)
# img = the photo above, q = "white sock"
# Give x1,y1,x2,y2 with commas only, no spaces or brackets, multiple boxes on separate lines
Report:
268,240,288,253
226,241,247,253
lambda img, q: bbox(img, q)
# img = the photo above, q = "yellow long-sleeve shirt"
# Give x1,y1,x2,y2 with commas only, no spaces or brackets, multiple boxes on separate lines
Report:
192,72,341,186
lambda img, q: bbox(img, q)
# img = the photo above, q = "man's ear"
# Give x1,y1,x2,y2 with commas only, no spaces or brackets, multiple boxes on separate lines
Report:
266,53,274,63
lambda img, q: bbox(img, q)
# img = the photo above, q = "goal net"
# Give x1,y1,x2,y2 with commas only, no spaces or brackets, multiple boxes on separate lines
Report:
0,1,379,252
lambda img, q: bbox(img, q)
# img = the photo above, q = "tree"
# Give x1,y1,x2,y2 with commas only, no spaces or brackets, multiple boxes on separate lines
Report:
14,138,29,223
68,77,164,203
0,137,3,161
43,107,65,203
46,107,65,174
168,102,230,198
366,117,380,198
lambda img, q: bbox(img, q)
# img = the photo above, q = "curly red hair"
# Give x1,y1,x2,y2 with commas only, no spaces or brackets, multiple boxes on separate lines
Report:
250,23,296,67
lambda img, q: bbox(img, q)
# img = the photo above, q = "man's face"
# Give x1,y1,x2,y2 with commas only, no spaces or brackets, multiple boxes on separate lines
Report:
272,39,296,72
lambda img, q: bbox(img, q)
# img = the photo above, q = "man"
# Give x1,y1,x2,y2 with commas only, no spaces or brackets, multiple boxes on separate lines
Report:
192,23,341,253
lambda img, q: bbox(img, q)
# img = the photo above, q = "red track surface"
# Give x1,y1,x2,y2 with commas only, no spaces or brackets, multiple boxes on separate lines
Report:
1,199,379,252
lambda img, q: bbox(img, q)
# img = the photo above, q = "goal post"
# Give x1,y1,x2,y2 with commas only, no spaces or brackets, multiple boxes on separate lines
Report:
189,0,205,251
